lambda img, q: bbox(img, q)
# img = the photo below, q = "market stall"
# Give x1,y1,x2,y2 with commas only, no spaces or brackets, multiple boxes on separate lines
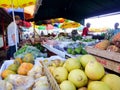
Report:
0,0,120,90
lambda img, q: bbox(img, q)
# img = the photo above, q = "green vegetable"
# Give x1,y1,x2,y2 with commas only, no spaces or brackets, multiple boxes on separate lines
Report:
74,47,82,54
81,49,88,55
67,48,73,54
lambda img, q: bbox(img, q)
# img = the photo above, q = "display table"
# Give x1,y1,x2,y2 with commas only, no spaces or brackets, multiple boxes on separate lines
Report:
42,44,78,58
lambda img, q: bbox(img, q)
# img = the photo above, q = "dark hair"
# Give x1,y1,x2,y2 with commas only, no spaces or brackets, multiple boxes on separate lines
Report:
71,30,78,35
15,15,21,20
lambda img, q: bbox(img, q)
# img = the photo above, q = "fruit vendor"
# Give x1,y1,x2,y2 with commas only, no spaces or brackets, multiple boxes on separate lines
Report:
113,22,120,35
7,16,21,60
82,23,91,36
105,22,120,40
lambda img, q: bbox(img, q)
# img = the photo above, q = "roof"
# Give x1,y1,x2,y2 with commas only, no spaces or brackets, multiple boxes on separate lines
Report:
34,0,120,23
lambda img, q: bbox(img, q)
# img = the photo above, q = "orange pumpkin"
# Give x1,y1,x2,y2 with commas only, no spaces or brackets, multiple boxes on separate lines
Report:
94,40,110,50
17,63,33,75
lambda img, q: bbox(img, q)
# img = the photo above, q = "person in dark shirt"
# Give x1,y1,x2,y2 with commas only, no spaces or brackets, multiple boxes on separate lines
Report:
82,23,91,36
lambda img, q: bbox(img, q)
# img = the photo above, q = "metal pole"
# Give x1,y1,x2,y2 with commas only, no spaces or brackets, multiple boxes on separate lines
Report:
11,0,18,51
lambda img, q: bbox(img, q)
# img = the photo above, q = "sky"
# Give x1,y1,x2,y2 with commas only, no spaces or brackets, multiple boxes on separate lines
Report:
85,12,120,29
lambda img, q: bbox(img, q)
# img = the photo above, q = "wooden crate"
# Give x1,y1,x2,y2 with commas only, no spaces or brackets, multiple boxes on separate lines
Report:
86,46,120,74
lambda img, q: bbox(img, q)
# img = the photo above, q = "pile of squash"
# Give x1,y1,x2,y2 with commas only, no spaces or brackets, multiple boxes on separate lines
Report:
1,53,34,79
94,32,120,52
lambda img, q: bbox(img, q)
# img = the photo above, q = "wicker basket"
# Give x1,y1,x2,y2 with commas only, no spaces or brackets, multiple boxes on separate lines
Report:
41,61,60,90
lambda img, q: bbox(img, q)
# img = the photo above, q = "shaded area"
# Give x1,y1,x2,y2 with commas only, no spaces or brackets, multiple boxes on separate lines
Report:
0,8,12,26
35,0,120,24
0,48,7,67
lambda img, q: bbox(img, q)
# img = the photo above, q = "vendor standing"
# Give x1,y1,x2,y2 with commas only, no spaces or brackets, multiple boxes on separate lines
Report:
7,15,21,59
113,22,120,36
81,23,91,36
105,22,120,40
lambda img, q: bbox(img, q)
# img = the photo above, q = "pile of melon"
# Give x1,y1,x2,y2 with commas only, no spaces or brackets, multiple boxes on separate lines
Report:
48,54,120,90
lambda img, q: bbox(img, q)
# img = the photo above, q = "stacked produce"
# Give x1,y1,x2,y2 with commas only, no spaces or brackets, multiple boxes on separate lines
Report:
94,33,120,52
14,44,47,58
66,43,88,55
45,54,120,90
0,55,50,90
81,38,95,42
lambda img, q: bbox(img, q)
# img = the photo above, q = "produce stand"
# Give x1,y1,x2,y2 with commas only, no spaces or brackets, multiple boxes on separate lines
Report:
43,43,84,59
86,46,120,74
0,56,64,89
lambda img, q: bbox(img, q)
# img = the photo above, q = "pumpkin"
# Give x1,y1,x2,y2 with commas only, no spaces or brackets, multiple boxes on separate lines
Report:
14,58,23,66
17,63,33,75
1,70,16,79
112,32,120,42
94,40,110,50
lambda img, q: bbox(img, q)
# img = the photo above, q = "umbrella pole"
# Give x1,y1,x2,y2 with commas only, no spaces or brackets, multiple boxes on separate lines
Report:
11,0,18,51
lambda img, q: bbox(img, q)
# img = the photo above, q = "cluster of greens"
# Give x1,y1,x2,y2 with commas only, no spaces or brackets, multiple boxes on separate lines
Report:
66,43,87,55
14,44,47,58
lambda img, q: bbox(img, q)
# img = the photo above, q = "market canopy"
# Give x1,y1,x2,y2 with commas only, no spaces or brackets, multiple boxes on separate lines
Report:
34,0,120,24
0,0,36,8
7,5,35,20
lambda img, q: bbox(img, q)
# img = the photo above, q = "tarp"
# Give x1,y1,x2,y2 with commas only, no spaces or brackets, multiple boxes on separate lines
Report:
7,5,35,20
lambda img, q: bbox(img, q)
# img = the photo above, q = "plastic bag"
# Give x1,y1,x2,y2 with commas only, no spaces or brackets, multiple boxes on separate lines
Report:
33,76,49,90
7,74,34,90
28,63,44,79
0,80,13,90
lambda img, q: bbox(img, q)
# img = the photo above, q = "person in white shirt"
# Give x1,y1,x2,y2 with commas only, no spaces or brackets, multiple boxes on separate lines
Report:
7,15,21,59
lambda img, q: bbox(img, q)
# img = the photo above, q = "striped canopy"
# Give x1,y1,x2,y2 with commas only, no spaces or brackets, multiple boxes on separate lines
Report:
0,0,36,8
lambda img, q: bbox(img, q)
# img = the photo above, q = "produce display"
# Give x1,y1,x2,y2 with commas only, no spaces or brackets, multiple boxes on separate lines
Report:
66,43,88,55
94,40,110,50
81,38,95,42
43,54,120,90
0,56,50,90
14,44,47,58
94,33,120,53
72,36,82,41
53,42,88,55
1,21,120,90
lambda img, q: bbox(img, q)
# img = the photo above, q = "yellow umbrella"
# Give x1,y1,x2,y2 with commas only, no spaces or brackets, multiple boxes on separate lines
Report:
0,0,37,51
0,0,36,8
